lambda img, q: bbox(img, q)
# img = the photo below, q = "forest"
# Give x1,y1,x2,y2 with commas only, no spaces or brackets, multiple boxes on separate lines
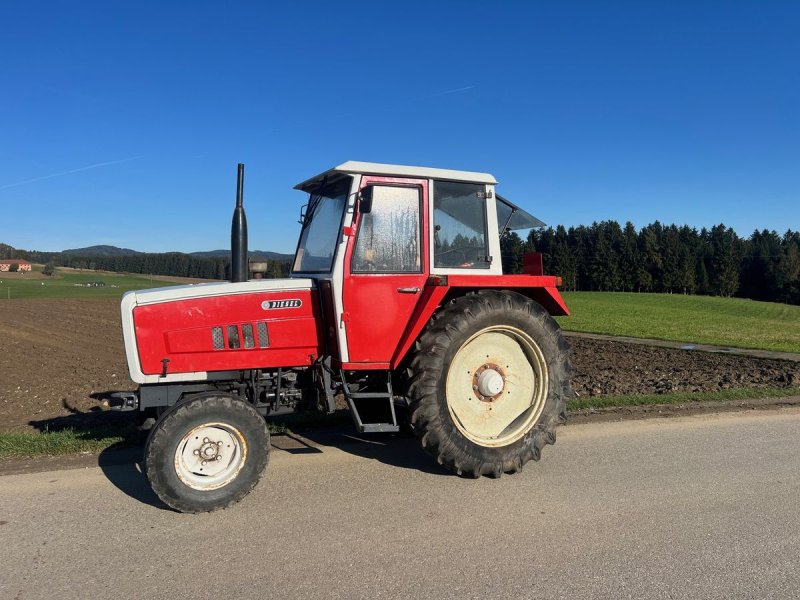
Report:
501,222,799,305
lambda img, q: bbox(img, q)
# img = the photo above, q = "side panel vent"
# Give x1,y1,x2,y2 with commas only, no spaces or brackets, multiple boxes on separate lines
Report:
242,323,255,349
211,327,224,350
227,325,240,349
256,322,269,348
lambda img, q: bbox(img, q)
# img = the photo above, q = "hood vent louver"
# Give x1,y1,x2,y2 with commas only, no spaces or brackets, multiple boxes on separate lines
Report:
211,322,269,351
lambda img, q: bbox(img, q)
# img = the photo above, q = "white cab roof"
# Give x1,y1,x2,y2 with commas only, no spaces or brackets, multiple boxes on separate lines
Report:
295,160,497,191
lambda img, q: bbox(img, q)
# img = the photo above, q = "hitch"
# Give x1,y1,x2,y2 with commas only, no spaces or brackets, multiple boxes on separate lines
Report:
108,392,139,412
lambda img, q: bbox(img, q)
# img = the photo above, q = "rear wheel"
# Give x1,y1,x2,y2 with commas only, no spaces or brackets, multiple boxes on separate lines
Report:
144,393,270,513
408,290,572,477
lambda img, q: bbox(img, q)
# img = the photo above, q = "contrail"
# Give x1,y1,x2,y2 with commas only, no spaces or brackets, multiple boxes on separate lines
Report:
418,85,476,100
0,155,145,190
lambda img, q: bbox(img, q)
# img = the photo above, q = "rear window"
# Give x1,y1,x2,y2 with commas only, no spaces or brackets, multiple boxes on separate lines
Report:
432,181,490,269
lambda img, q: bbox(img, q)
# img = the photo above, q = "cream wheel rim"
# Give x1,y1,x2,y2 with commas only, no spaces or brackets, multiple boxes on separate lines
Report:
445,326,548,447
174,422,247,490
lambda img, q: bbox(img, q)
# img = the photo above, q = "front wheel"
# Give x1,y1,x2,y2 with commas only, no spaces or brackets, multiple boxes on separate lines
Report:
144,393,270,513
408,291,572,477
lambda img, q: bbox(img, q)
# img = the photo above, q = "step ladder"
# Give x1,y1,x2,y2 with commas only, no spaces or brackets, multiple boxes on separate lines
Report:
340,370,399,433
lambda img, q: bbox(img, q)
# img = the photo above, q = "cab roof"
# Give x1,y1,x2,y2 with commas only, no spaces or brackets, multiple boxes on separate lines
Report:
294,161,545,230
294,161,497,192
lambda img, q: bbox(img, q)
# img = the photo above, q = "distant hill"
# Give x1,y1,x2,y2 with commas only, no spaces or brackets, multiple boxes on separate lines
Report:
190,249,294,261
54,245,294,260
0,241,293,281
62,245,141,256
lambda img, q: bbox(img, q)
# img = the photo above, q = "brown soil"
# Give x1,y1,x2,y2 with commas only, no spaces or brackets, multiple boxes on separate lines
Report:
568,336,799,397
0,299,133,432
0,299,798,433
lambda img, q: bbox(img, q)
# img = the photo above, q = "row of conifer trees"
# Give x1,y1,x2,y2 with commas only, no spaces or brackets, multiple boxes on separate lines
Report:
501,221,799,305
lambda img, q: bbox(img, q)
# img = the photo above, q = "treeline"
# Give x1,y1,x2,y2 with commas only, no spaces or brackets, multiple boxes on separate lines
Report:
501,222,800,305
0,244,290,280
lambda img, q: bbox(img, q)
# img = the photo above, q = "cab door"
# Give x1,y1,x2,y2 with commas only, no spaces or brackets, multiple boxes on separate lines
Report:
341,177,428,365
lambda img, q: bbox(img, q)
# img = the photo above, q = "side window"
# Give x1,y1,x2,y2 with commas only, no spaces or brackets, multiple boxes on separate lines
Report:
433,181,490,269
352,185,421,273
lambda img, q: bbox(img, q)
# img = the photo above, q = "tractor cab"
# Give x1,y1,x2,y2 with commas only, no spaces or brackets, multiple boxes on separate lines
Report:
291,161,549,366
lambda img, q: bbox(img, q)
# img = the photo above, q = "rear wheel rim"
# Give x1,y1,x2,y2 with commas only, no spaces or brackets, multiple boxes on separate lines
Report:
174,422,247,491
445,325,548,447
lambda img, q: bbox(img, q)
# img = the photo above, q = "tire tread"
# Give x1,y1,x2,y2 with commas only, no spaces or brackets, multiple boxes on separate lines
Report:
408,290,573,477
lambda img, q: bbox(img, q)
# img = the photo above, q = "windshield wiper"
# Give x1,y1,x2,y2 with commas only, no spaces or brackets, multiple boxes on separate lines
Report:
303,194,322,227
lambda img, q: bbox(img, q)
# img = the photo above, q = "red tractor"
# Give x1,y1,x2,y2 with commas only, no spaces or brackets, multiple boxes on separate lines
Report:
119,162,573,512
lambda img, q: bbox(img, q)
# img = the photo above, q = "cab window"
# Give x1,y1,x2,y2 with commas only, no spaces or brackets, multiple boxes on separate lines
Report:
352,185,422,273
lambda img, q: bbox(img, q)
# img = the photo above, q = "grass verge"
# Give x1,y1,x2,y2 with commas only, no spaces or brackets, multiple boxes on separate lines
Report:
0,415,348,460
568,385,799,411
1,387,798,460
0,423,146,460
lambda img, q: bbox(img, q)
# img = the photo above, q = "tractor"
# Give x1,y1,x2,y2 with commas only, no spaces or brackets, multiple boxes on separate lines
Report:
117,161,573,512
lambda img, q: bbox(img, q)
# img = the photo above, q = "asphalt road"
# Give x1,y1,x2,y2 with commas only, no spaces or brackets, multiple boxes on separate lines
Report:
2,409,800,600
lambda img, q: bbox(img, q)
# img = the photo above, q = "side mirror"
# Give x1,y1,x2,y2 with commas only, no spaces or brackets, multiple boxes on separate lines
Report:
358,186,374,214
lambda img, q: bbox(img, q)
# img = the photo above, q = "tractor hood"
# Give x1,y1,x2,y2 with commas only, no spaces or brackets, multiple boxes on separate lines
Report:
120,279,322,384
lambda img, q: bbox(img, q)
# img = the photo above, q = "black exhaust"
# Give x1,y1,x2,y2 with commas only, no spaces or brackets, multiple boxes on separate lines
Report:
230,163,248,283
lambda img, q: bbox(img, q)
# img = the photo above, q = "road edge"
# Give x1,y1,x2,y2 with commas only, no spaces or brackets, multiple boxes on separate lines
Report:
2,395,799,476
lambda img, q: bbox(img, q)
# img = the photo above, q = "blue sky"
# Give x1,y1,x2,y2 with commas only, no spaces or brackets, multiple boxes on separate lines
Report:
1,1,797,253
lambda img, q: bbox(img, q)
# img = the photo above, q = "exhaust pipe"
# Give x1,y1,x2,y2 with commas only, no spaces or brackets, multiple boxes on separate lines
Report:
230,163,248,283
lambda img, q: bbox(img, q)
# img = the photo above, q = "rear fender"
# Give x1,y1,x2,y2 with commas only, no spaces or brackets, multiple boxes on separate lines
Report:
390,279,569,370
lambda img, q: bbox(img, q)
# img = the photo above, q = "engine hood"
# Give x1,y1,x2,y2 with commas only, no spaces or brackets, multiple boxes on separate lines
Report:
120,278,320,384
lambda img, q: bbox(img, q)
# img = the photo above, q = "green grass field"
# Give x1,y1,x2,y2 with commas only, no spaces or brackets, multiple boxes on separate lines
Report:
0,267,190,299
557,292,800,353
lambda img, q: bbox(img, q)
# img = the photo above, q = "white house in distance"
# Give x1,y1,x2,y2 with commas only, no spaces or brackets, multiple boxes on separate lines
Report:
0,259,32,272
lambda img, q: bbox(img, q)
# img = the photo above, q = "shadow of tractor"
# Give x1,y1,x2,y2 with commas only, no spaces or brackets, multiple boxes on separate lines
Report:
285,417,454,478
28,398,452,510
28,391,167,510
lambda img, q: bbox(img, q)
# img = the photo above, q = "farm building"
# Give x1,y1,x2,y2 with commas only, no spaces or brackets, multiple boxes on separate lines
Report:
0,259,32,272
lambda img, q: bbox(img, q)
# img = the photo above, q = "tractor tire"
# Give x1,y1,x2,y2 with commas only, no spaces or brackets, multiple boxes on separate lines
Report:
408,290,572,477
144,393,270,513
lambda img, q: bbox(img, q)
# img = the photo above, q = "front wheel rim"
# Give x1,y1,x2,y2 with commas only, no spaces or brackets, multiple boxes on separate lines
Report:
174,422,247,491
445,325,549,447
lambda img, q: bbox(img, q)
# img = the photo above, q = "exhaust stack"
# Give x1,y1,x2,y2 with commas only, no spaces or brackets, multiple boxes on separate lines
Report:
230,163,248,283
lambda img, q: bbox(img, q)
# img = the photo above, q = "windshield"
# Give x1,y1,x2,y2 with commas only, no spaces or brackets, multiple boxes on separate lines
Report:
292,177,351,273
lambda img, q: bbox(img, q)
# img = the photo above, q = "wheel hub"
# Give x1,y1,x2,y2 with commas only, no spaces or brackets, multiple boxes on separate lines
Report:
193,437,224,464
472,363,505,401
175,424,246,491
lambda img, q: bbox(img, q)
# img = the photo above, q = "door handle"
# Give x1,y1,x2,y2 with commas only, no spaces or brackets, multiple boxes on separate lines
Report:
397,287,421,294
